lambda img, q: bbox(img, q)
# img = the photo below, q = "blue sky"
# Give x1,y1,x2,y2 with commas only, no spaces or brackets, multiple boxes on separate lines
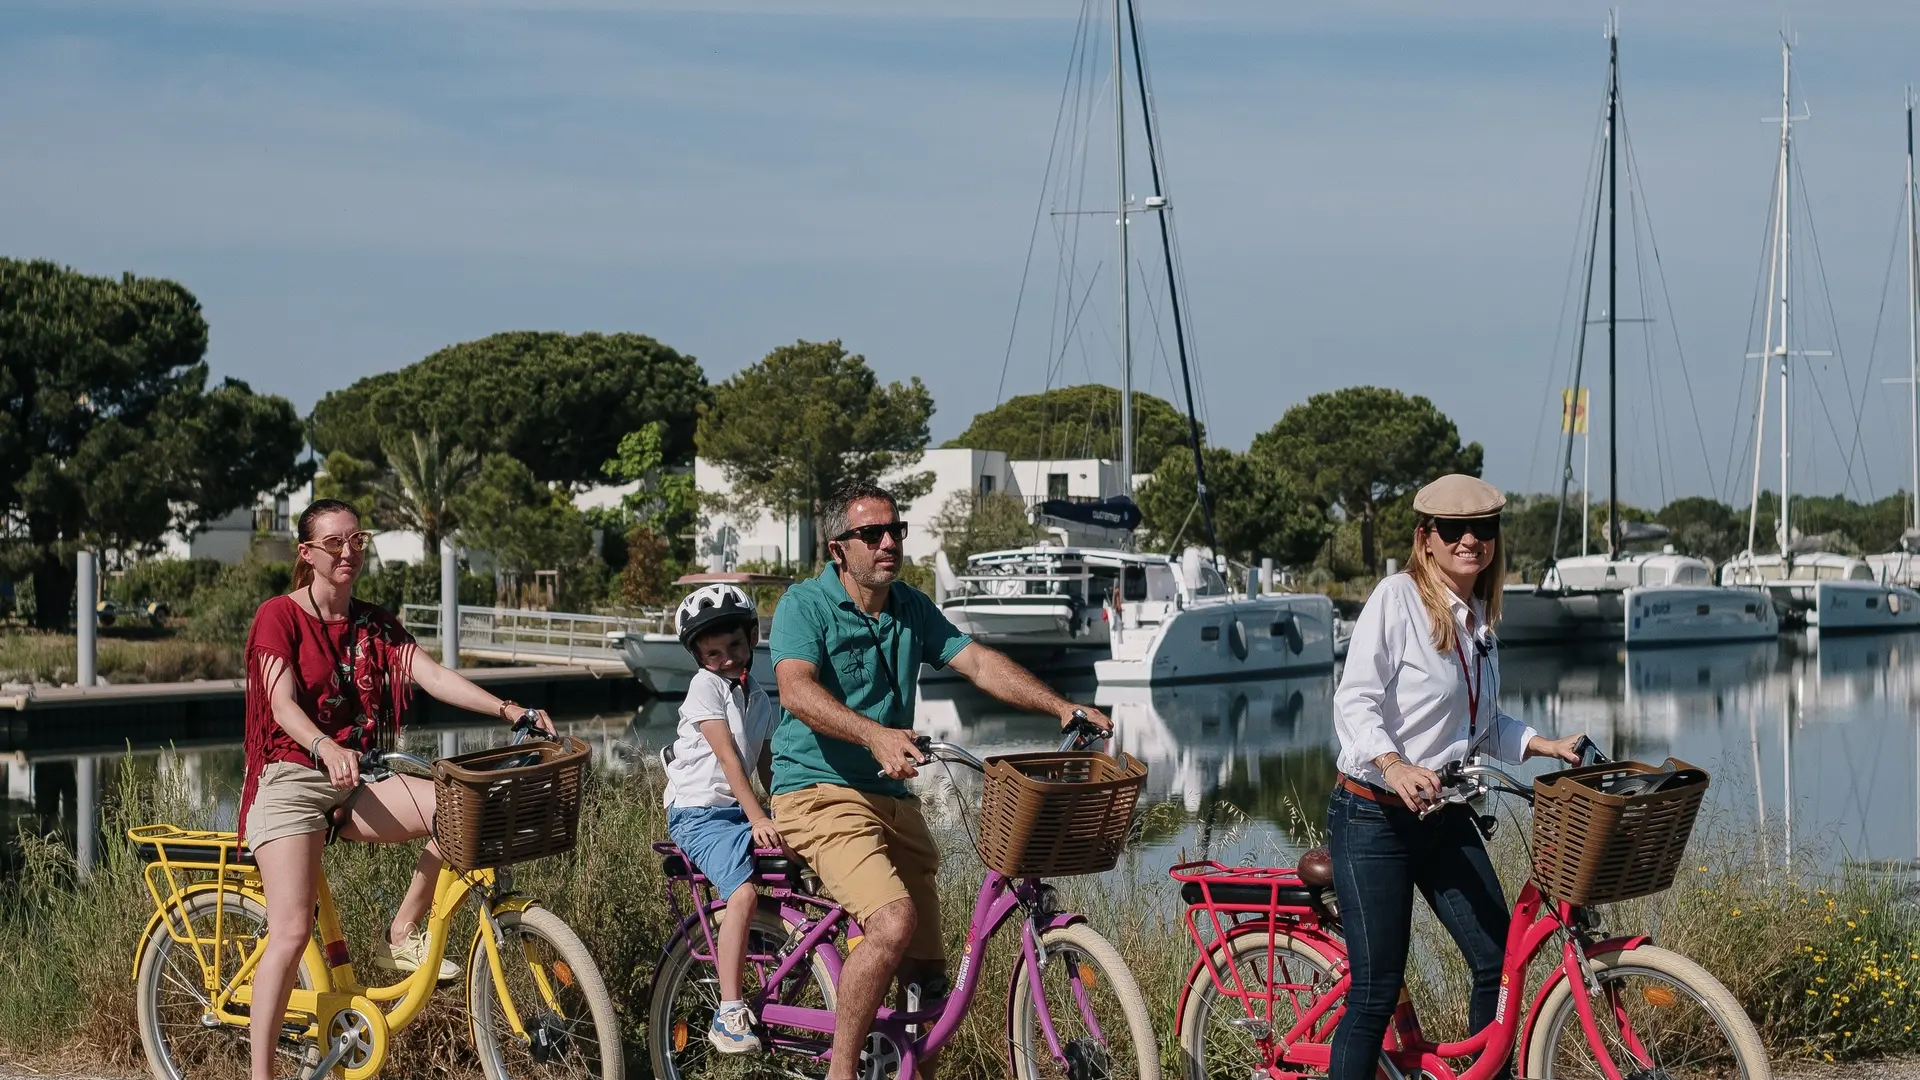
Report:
5,0,1919,509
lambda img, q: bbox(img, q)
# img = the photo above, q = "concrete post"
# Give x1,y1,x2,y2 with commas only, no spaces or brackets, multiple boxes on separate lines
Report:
1385,558,1399,577
1260,558,1274,595
76,551,97,687
74,757,96,881
440,536,460,670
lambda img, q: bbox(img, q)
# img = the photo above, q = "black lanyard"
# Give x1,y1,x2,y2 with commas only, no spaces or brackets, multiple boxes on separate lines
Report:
855,605,905,704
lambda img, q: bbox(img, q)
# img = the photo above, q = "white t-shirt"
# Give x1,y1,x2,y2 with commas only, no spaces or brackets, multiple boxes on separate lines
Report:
664,668,778,809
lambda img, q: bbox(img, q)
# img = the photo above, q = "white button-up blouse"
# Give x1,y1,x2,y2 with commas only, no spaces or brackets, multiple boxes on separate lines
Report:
1334,573,1537,785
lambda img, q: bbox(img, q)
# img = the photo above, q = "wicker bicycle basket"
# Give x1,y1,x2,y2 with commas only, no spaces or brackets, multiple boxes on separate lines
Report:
1530,757,1709,906
433,736,590,872
975,751,1147,878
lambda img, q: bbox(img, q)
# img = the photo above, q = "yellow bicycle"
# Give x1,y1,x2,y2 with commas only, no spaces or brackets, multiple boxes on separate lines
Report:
129,739,622,1080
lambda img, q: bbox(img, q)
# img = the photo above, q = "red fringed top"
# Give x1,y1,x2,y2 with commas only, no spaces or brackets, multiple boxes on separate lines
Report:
239,594,418,845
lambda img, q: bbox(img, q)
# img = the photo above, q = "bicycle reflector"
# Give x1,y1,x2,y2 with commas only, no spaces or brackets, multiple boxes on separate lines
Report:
1078,962,1098,990
672,1020,689,1052
553,960,575,988
1642,985,1681,1008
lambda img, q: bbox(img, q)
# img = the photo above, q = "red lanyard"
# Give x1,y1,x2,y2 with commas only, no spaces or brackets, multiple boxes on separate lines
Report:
1452,634,1482,742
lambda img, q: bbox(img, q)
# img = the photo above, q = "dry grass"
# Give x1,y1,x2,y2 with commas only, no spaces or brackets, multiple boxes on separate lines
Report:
3,763,1914,1077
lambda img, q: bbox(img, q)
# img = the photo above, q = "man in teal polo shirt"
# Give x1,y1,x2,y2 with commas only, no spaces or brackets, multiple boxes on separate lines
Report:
769,482,1109,1080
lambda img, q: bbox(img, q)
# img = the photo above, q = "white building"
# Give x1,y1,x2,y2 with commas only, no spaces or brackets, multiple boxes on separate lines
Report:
693,449,1132,572
158,484,315,564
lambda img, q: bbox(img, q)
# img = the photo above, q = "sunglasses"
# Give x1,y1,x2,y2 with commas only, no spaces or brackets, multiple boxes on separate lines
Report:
1428,516,1500,544
833,521,909,546
303,531,372,557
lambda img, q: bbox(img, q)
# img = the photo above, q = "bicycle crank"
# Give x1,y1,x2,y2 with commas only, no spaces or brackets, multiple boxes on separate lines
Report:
305,999,388,1080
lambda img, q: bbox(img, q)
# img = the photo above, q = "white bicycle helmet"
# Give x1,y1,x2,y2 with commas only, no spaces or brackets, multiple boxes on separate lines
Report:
675,583,757,652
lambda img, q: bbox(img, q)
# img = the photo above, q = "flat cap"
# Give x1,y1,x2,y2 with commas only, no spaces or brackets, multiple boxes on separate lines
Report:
1412,474,1506,518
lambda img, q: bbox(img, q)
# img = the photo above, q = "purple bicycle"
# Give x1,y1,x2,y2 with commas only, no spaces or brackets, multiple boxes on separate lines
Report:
646,721,1160,1080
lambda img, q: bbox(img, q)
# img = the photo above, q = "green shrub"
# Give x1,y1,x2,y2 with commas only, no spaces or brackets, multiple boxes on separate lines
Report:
106,558,225,616
184,559,292,645
355,561,492,614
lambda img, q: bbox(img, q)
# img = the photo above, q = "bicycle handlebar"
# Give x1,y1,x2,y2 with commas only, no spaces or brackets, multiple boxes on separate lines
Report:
1423,741,1612,820
898,709,1111,777
356,709,556,782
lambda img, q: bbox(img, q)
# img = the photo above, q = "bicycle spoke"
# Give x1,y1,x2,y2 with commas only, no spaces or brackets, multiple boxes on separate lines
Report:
1541,967,1751,1080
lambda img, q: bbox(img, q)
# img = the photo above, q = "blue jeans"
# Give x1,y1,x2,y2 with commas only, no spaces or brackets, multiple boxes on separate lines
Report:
1326,783,1511,1080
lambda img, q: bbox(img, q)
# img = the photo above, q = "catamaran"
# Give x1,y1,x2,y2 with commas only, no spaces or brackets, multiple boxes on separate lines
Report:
1718,39,1920,633
1504,20,1778,648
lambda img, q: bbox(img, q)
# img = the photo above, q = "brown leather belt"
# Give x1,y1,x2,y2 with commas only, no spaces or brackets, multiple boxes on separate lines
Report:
1340,775,1407,810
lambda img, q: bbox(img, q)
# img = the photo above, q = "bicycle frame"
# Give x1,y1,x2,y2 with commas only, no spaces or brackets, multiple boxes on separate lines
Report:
132,824,550,1070
656,844,1087,1078
1178,870,1657,1080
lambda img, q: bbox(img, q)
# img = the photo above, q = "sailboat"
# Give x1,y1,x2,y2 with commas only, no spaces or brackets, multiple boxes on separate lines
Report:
938,0,1335,682
1502,21,1778,648
1868,90,1920,590
1718,41,1920,633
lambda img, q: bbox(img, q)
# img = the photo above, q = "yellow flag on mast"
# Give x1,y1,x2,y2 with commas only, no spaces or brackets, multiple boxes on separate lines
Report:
1561,388,1590,434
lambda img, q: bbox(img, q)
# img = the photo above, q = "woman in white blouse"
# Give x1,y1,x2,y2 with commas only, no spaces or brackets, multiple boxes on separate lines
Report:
1325,474,1585,1080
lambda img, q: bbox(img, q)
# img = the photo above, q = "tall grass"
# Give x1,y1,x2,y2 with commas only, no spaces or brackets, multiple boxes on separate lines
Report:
7,758,1920,1076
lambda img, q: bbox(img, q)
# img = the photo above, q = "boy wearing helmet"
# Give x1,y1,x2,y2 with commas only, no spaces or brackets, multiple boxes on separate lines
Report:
663,583,780,1053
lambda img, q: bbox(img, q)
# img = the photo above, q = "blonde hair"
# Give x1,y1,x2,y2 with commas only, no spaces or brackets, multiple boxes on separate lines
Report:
1406,518,1505,652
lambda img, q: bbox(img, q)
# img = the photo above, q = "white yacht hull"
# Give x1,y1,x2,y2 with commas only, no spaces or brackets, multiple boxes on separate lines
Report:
1094,594,1337,684
607,631,773,696
1501,584,1779,646
939,595,1110,650
1812,581,1920,633
1624,586,1778,646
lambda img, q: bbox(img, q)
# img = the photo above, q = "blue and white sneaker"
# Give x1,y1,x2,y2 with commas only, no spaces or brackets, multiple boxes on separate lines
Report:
709,1003,760,1054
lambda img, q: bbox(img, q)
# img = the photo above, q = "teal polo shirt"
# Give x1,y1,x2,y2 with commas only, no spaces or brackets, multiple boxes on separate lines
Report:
769,564,973,798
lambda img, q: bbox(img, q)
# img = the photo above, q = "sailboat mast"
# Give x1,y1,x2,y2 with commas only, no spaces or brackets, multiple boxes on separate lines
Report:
1907,87,1918,530
1113,0,1134,494
1777,40,1794,556
1606,28,1620,558
1124,0,1216,551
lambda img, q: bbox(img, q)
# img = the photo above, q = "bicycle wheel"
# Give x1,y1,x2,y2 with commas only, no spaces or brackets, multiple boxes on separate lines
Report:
1175,929,1343,1080
467,906,624,1080
135,889,316,1080
1524,944,1769,1080
648,906,837,1079
1007,922,1161,1080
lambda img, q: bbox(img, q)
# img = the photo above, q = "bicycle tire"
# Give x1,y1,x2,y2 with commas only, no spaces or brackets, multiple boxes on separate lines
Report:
1007,922,1161,1080
1524,943,1770,1080
1174,928,1343,1080
467,905,624,1080
135,889,315,1080
647,906,837,1079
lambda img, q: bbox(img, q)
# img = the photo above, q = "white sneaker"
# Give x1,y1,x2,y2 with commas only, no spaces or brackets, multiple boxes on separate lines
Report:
708,1003,761,1054
373,928,461,981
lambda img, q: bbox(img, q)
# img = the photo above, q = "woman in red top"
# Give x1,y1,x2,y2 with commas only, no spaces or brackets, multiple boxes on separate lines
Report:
241,498,555,1080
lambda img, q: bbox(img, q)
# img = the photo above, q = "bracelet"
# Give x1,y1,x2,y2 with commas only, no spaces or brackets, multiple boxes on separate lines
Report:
1379,757,1404,774
310,735,328,762
498,700,520,722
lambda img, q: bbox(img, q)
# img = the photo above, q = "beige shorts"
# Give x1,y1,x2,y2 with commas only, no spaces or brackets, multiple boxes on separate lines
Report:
771,784,944,963
245,761,357,851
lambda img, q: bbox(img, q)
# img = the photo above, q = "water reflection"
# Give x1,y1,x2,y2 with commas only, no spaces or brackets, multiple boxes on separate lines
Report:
12,631,1920,879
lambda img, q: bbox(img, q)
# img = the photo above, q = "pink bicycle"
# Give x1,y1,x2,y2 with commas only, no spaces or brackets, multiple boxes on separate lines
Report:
1171,755,1767,1080
646,719,1160,1080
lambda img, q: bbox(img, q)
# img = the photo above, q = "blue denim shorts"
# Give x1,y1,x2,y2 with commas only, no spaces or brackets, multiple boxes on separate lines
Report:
667,805,756,898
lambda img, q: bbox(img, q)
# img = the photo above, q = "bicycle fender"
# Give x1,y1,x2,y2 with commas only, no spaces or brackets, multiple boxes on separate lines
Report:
1172,921,1345,1039
1516,934,1652,1056
132,881,269,982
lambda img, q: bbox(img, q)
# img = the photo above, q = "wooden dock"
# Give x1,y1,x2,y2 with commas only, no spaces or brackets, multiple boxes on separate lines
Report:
0,663,641,754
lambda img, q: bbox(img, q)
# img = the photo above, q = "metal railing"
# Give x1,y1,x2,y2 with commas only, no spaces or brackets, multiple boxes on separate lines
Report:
400,604,666,665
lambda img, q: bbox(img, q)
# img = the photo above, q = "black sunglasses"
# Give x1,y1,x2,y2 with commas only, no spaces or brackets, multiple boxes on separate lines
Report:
833,521,910,546
1428,516,1500,544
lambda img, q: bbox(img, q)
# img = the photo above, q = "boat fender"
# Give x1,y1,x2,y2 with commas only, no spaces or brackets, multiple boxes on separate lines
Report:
1229,619,1248,661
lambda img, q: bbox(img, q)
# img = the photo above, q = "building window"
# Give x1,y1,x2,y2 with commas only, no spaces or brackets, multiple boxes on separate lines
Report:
979,475,995,496
1047,473,1069,500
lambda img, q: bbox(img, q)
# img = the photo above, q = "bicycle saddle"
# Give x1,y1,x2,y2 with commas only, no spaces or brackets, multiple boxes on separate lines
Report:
1296,847,1334,889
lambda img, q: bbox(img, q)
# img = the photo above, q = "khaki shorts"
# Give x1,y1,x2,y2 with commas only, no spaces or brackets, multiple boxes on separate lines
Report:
245,761,357,851
771,784,944,963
